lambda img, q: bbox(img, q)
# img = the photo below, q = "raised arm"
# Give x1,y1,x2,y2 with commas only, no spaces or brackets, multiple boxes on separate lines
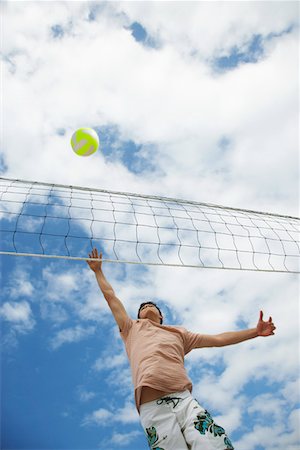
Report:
197,310,276,348
86,248,129,332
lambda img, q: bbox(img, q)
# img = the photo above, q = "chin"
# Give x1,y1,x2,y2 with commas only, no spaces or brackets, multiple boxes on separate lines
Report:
144,313,157,320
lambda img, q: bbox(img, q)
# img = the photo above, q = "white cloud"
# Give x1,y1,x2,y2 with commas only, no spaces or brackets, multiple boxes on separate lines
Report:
2,1,298,215
0,300,33,324
247,393,286,421
117,2,297,60
49,324,96,350
114,399,140,425
82,407,114,427
39,301,69,325
235,408,300,450
109,430,142,447
281,378,300,406
79,391,96,402
93,351,127,371
101,360,133,399
77,386,97,403
82,397,139,428
6,268,34,299
0,300,35,346
42,266,80,301
39,263,115,324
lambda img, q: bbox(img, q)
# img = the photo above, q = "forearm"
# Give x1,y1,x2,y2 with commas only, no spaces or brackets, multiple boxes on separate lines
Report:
94,269,115,299
217,328,258,346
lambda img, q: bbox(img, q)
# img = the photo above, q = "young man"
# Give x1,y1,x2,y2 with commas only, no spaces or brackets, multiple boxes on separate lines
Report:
87,248,276,450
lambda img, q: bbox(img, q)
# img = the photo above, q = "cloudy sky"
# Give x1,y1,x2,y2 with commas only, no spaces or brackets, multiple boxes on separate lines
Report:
1,1,299,450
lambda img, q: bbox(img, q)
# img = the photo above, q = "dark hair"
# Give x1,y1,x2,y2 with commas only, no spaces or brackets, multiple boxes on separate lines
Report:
137,301,163,324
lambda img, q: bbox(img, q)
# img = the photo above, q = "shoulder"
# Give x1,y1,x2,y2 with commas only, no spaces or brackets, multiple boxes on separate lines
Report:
119,317,139,336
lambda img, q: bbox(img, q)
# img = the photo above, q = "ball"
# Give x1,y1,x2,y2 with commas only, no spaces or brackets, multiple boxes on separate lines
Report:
71,128,99,156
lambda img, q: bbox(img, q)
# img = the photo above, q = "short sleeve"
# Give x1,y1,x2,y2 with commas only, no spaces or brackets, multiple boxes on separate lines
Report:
182,328,207,354
119,316,134,340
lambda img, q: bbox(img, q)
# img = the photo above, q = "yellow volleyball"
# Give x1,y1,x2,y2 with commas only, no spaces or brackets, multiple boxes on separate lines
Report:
71,128,99,156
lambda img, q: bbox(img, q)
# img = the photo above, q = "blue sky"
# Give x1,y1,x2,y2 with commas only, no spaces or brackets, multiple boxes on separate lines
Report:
1,2,299,450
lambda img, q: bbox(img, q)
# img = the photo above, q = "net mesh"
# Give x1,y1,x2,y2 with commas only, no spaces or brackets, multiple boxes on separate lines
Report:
0,177,299,273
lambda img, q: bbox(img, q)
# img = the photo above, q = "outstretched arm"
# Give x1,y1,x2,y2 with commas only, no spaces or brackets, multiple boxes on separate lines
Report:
87,248,115,299
86,248,129,331
199,311,276,348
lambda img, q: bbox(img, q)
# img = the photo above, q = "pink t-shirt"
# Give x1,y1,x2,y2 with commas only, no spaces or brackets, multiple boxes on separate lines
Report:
120,317,210,414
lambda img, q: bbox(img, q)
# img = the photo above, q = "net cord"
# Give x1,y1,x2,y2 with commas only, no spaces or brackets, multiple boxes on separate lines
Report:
0,250,298,273
0,176,298,221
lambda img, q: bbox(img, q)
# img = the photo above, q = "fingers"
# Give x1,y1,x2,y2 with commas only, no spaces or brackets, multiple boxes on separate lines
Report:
87,248,103,260
269,322,276,336
87,248,96,260
88,248,97,257
259,311,276,335
259,311,274,326
268,316,275,330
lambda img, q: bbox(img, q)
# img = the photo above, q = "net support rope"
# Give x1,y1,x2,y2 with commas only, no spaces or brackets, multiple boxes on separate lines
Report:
0,177,299,273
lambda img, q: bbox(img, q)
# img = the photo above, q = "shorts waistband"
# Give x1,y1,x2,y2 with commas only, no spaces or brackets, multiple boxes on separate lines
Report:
140,390,191,412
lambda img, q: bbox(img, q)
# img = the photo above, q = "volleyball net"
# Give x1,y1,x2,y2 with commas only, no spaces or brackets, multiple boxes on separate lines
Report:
0,177,299,273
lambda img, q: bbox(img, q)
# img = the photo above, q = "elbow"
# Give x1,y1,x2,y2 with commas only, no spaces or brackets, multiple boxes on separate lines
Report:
214,337,225,347
202,337,224,348
103,291,115,302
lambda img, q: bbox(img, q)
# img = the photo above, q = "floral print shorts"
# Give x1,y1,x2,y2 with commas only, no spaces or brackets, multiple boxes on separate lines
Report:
140,390,234,450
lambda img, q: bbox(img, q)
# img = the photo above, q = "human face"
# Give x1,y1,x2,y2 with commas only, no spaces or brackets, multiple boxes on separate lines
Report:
139,304,162,324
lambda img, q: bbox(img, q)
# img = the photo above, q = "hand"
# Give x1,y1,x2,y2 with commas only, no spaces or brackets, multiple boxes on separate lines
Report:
86,248,103,273
256,310,276,337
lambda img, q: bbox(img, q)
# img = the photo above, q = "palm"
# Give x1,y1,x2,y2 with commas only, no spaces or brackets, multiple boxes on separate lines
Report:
257,311,276,336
